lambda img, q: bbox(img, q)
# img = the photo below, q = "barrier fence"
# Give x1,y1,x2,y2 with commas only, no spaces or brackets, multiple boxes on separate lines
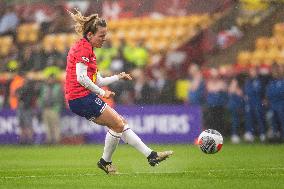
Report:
0,105,202,144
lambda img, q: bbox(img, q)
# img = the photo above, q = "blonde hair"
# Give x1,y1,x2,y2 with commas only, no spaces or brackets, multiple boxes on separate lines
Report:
67,8,106,37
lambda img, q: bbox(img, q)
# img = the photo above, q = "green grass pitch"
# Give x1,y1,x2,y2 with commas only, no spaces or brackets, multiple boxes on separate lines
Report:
0,144,283,189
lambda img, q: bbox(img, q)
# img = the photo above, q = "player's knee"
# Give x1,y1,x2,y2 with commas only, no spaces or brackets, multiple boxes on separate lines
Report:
121,117,127,125
111,119,125,133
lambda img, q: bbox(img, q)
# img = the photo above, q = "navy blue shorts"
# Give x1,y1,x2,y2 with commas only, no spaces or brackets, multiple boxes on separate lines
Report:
68,93,107,121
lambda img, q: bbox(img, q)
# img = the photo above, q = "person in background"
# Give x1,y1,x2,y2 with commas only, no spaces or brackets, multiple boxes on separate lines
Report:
0,5,19,35
187,64,205,106
152,67,176,104
205,68,227,133
16,76,35,144
266,63,284,143
9,71,25,110
227,73,246,144
244,66,266,142
38,74,63,144
132,68,157,105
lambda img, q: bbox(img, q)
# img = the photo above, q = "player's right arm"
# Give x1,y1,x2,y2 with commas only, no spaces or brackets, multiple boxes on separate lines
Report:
76,62,115,98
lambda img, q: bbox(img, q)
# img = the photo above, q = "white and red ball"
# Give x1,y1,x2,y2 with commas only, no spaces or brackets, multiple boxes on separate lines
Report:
197,129,223,154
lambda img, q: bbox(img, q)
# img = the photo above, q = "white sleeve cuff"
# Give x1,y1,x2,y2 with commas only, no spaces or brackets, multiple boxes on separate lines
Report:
96,72,119,86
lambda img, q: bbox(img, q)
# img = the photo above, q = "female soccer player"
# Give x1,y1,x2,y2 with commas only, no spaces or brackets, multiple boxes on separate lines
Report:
65,9,173,174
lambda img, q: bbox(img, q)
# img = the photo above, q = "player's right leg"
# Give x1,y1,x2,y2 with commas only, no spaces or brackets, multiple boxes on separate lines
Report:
68,94,121,174
94,105,125,174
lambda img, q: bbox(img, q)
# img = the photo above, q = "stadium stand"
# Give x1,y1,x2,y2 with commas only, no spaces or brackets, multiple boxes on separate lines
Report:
237,22,284,67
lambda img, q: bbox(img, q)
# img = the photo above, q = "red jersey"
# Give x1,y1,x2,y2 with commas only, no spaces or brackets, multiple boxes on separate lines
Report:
65,38,98,101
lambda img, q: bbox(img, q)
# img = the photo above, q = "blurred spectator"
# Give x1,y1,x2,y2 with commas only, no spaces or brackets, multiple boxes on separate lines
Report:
30,44,46,71
34,8,52,25
110,79,134,105
152,68,176,104
164,50,187,79
9,71,25,110
96,41,118,71
48,5,72,33
227,73,246,144
217,25,243,49
237,0,271,27
42,47,63,69
131,41,149,68
266,64,284,143
16,77,36,144
187,64,206,105
3,44,19,72
38,74,63,144
0,6,19,35
123,40,149,69
244,67,266,142
132,68,156,104
0,81,8,109
153,0,187,16
205,68,227,132
102,0,122,20
110,46,126,73
19,46,33,72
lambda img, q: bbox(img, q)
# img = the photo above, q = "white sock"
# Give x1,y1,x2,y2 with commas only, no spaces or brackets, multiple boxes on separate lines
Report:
102,130,122,162
121,125,152,157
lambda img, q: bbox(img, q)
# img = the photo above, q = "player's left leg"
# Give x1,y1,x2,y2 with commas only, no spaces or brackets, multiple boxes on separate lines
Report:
109,109,173,166
94,106,124,174
121,124,173,166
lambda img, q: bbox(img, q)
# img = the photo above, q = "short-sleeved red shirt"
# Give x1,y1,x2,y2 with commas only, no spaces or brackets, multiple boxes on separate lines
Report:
65,38,98,101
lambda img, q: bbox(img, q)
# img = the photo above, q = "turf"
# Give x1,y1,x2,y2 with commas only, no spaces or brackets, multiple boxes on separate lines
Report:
0,144,283,189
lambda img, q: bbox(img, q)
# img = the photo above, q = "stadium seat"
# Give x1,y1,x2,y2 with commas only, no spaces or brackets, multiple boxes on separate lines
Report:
66,33,80,48
17,23,40,43
265,48,280,64
255,37,269,50
54,34,68,53
150,27,162,38
237,51,252,65
42,34,56,52
104,14,214,53
140,17,155,28
251,49,266,65
268,37,278,49
127,28,140,40
277,51,284,64
274,23,284,37
119,18,132,29
174,26,187,38
0,36,13,56
130,18,142,28
273,35,284,50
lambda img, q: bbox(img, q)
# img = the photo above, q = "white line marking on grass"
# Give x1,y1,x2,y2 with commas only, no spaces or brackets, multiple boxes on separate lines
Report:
135,167,284,174
1,173,100,179
1,167,283,179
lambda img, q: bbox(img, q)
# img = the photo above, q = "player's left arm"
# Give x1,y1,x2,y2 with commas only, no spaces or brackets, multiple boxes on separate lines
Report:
96,72,132,87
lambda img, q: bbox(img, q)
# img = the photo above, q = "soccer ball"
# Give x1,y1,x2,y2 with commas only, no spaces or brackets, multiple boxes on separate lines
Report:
197,129,223,154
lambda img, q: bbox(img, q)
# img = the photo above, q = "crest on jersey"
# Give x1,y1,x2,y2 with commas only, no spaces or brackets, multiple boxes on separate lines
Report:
82,56,90,62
